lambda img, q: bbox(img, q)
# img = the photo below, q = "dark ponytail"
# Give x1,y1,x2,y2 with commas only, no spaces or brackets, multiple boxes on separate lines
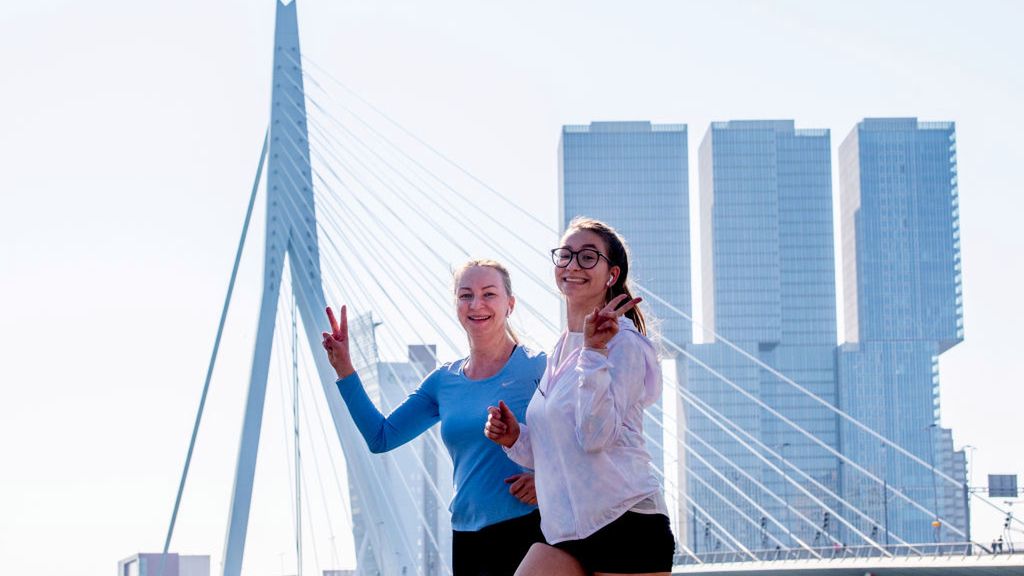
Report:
565,217,647,336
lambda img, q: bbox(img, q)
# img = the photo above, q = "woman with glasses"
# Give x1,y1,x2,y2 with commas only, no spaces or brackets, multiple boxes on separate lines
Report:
322,259,547,576
485,218,674,576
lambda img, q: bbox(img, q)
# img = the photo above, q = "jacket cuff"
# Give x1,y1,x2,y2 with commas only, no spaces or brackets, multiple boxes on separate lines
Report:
577,348,613,373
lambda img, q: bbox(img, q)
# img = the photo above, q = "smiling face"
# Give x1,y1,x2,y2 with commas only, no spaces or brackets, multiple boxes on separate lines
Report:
555,228,620,309
455,265,515,340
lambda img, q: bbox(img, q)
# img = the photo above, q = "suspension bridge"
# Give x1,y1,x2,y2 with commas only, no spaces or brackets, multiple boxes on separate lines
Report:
153,2,1024,574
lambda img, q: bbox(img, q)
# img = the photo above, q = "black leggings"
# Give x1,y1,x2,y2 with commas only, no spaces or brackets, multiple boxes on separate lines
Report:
452,510,545,576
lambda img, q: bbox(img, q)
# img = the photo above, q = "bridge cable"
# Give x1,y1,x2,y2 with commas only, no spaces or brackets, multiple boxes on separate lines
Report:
159,130,268,576
295,342,348,569
309,237,459,575
641,287,978,500
302,120,557,352
669,337,968,541
301,121,555,352
269,166,430,571
287,84,563,336
272,102,478,353
275,106,556,356
642,421,797,555
640,434,754,559
300,55,552,232
650,398,903,551
291,293,306,576
291,69,560,282
666,390,903,553
270,281,300,571
676,383,916,553
269,145,455,467
271,178,454,572
643,401,827,554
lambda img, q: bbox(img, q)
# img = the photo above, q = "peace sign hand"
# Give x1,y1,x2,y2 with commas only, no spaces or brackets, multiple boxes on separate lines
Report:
583,294,642,351
322,305,355,379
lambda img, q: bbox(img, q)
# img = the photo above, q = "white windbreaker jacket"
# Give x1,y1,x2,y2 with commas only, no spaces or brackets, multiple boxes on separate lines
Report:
505,316,667,543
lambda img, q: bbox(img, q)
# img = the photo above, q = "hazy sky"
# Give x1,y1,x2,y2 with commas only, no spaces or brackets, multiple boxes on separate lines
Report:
2,1,1022,574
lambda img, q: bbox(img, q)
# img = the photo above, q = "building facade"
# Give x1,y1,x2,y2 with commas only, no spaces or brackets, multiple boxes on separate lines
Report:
349,315,451,575
837,118,967,545
559,121,692,349
683,120,841,552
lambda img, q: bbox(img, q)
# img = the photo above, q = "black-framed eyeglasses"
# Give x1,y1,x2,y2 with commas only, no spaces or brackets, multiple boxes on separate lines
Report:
550,247,609,269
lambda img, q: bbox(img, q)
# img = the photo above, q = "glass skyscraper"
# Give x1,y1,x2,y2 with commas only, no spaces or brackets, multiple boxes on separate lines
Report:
837,118,967,545
683,121,840,552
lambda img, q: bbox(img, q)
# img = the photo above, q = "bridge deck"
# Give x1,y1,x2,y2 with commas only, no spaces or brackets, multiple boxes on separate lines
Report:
673,554,1024,575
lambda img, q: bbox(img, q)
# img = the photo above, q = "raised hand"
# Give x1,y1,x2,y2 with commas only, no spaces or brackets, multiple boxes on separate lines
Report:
484,400,520,448
504,472,538,505
583,294,642,351
322,305,355,379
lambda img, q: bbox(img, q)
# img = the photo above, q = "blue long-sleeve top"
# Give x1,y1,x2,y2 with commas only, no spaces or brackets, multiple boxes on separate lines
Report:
336,345,545,531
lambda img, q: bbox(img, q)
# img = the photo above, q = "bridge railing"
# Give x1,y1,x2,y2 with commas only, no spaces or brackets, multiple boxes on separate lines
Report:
674,541,1023,565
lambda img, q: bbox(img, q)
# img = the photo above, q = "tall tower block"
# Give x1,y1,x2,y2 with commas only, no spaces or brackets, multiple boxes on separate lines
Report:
837,118,967,544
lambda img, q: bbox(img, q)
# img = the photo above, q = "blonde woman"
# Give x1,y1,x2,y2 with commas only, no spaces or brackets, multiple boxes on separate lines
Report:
323,260,546,575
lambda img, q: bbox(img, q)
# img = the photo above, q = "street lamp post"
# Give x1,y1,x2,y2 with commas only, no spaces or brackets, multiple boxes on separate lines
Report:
927,424,941,543
964,445,977,490
778,443,794,548
880,442,890,549
963,444,976,552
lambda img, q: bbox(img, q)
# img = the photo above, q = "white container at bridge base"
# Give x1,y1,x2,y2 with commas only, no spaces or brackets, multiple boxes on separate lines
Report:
116,553,209,576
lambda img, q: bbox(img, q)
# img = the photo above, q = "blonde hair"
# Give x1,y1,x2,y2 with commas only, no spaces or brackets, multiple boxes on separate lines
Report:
453,259,519,344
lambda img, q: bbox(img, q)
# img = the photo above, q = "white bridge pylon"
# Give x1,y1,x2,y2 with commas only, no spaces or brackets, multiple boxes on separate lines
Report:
221,2,417,575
